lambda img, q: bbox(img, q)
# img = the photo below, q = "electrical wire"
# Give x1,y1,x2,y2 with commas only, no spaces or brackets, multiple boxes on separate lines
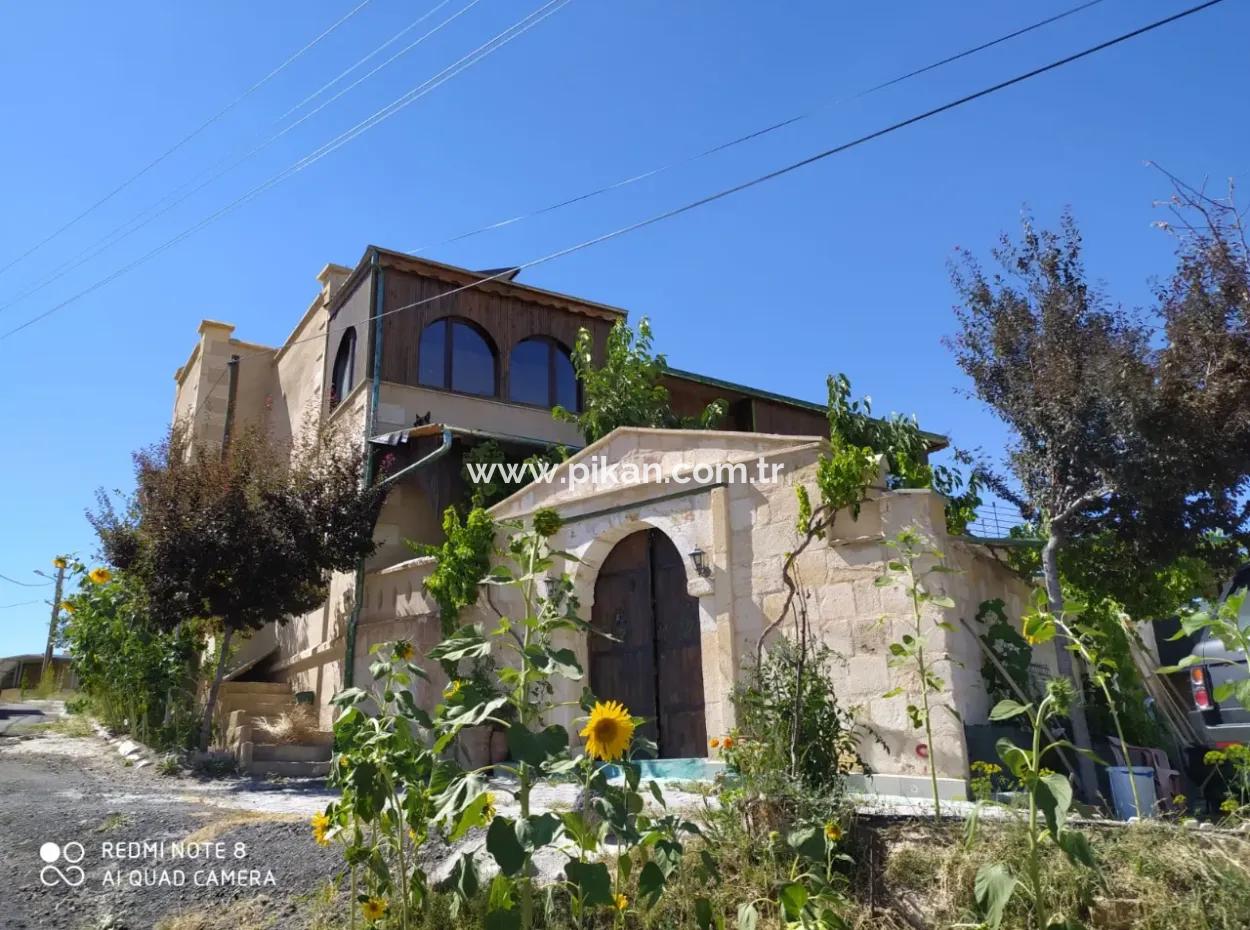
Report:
0,600,45,609
0,0,377,279
0,573,52,588
0,0,485,315
2,0,1225,344
280,0,1237,358
408,0,1111,254
0,0,575,340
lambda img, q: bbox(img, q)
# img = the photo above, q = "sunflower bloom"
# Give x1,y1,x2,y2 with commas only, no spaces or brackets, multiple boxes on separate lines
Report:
708,737,720,750
88,567,112,584
482,791,497,821
61,601,75,615
443,679,462,700
311,812,331,846
580,700,634,761
393,641,413,661
614,893,628,911
721,735,735,750
52,557,68,570
361,897,387,921
824,821,843,842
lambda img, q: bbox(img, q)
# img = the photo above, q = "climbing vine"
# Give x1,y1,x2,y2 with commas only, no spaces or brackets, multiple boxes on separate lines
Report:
410,506,496,633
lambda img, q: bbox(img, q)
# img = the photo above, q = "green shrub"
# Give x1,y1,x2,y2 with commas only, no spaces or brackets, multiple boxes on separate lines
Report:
61,562,202,749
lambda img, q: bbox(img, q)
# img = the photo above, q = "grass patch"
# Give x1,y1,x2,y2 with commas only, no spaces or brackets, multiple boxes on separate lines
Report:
181,809,302,846
29,714,94,738
153,898,279,930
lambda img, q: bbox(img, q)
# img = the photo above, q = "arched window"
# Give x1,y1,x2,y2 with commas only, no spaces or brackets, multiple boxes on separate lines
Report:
329,327,356,409
508,336,579,411
417,317,497,397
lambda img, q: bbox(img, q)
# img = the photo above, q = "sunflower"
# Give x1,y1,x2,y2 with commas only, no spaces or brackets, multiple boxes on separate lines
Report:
580,700,634,761
482,791,497,821
824,821,843,842
721,735,735,750
52,557,68,570
393,641,413,661
60,601,75,615
613,893,628,911
708,737,720,750
532,508,563,538
88,567,112,584
443,679,462,700
361,897,388,921
311,812,331,846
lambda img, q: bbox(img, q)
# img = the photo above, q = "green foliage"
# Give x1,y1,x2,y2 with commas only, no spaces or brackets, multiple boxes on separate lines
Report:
462,440,568,510
1023,587,1153,815
1202,743,1250,821
554,318,726,445
412,506,497,633
327,510,700,930
875,527,959,818
974,679,1099,930
975,599,1035,709
90,424,386,749
61,561,202,750
728,639,866,809
1161,591,1250,713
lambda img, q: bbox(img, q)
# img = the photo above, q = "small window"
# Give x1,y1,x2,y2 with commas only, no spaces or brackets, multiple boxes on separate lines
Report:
417,318,497,397
508,337,579,411
329,327,356,409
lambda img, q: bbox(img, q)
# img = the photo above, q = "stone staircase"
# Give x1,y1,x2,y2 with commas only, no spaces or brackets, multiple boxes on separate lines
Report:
217,681,333,778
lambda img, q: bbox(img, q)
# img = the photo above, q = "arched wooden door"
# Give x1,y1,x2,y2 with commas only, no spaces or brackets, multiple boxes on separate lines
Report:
589,529,708,758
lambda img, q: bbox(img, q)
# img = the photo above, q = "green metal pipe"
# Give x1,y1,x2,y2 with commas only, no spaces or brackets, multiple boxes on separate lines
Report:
344,254,385,688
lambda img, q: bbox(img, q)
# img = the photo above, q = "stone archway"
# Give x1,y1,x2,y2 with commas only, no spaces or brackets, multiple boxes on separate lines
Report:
589,528,708,758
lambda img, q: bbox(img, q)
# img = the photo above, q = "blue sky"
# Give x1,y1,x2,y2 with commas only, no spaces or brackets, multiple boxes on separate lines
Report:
1,0,1246,656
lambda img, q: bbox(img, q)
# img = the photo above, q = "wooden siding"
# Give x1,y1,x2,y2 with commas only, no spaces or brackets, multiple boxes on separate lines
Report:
377,266,613,395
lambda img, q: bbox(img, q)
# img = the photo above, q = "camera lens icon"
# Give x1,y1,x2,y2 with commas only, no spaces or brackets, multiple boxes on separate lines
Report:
39,841,85,887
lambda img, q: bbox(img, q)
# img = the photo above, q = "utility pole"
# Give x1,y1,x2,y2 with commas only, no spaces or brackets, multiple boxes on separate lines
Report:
40,560,66,681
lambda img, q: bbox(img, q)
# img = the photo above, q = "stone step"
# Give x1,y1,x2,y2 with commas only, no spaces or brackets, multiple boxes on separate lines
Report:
248,759,331,778
219,698,296,716
219,681,292,695
252,742,333,763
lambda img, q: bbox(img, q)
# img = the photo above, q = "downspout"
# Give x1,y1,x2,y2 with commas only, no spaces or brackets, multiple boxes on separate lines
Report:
378,428,455,491
221,354,240,458
344,254,385,688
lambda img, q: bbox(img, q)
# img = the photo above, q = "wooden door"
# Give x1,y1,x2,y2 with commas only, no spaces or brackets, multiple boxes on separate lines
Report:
590,529,707,758
590,532,659,748
651,532,708,757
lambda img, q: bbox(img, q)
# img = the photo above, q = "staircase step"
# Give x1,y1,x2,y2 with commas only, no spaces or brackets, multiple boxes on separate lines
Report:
220,698,296,716
249,759,330,778
219,681,292,695
252,742,333,763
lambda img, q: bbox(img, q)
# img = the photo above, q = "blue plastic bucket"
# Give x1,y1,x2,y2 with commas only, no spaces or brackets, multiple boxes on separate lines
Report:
1107,766,1156,819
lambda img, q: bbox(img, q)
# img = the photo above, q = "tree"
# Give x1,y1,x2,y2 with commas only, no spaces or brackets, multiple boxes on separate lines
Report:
555,317,726,444
948,212,1163,797
90,425,386,750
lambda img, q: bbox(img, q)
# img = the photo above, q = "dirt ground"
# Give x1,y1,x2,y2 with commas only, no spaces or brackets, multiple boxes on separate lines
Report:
0,718,343,930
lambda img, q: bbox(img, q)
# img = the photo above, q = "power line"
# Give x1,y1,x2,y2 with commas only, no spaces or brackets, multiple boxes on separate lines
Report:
0,0,576,341
324,0,1239,353
0,573,52,588
409,0,1110,254
0,0,377,279
138,0,1227,373
0,600,45,609
279,0,459,120
0,0,487,316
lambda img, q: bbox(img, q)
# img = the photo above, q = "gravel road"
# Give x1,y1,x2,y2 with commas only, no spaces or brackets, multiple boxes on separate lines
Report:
0,722,343,930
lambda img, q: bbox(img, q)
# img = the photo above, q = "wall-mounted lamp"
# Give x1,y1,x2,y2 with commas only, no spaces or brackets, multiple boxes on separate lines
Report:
690,548,711,578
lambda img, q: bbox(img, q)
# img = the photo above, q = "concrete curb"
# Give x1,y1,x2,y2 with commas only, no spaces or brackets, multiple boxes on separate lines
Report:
91,720,156,770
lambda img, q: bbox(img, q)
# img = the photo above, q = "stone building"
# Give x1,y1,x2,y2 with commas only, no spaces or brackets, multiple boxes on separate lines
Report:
172,246,1040,792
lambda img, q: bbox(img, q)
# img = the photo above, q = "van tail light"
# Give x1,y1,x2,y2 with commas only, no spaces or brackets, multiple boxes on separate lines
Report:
1191,666,1214,710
